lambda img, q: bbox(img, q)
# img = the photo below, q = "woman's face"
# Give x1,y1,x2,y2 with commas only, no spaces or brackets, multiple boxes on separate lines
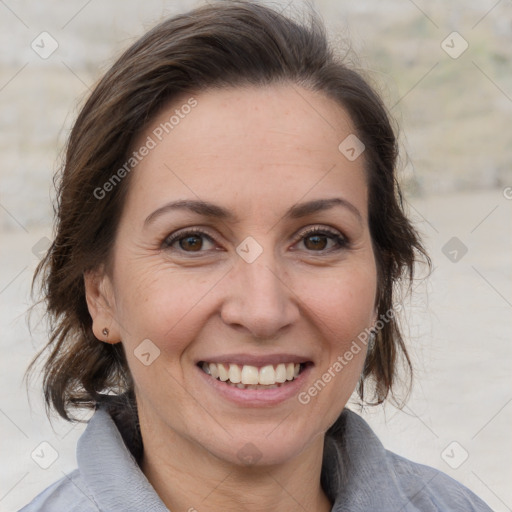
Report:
88,84,377,466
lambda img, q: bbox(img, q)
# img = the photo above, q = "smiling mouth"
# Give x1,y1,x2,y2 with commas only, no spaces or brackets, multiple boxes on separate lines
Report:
198,361,310,389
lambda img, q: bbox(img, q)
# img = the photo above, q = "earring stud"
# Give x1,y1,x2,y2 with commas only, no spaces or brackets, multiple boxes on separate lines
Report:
102,328,109,337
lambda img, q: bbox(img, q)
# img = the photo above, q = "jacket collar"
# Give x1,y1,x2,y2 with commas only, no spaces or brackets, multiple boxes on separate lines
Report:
77,405,169,511
322,410,415,511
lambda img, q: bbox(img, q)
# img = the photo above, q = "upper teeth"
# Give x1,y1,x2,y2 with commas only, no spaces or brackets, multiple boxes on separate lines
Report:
201,362,301,385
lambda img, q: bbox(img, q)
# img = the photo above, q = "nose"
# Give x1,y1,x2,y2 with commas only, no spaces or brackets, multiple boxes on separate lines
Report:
220,250,300,340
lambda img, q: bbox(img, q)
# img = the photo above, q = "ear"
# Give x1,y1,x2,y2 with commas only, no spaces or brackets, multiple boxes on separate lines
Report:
84,267,121,344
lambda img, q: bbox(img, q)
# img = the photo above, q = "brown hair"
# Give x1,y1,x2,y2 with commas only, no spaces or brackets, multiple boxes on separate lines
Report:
29,0,429,421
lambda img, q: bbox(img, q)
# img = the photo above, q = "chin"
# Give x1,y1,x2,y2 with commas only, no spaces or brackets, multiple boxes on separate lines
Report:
206,427,316,468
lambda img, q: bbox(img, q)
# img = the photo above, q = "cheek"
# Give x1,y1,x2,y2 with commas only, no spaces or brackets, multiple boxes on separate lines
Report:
292,262,377,425
113,261,221,353
294,259,377,341
112,267,217,402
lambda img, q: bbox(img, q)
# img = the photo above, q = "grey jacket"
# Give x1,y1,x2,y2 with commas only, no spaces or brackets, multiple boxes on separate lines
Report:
20,401,493,511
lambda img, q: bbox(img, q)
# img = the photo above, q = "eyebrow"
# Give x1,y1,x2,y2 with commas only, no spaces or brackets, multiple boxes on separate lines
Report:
144,197,363,227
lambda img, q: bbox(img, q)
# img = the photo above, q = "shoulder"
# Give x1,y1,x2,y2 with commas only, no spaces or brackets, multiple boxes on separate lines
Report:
20,402,168,512
18,469,99,512
324,409,493,512
384,447,492,511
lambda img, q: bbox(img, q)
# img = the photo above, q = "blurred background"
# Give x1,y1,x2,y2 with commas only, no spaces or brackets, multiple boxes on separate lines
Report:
1,1,511,511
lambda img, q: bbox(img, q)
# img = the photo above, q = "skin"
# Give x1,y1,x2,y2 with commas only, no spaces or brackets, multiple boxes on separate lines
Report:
85,83,378,512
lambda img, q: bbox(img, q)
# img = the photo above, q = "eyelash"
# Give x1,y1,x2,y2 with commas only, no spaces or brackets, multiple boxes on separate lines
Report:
162,226,349,255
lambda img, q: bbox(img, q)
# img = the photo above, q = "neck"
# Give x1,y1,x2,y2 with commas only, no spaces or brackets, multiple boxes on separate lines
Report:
139,417,332,512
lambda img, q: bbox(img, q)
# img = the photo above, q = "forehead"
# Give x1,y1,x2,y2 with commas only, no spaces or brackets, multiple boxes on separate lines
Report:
126,84,368,221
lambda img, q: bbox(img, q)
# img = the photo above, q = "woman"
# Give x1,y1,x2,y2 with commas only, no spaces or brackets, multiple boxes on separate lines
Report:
22,1,492,511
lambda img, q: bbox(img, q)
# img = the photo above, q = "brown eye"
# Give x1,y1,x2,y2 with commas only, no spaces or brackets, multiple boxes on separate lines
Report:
304,233,328,251
179,234,203,251
163,229,216,253
297,227,348,252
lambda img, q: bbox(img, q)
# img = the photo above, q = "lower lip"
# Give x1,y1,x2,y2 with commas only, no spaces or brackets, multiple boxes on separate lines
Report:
196,364,313,407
